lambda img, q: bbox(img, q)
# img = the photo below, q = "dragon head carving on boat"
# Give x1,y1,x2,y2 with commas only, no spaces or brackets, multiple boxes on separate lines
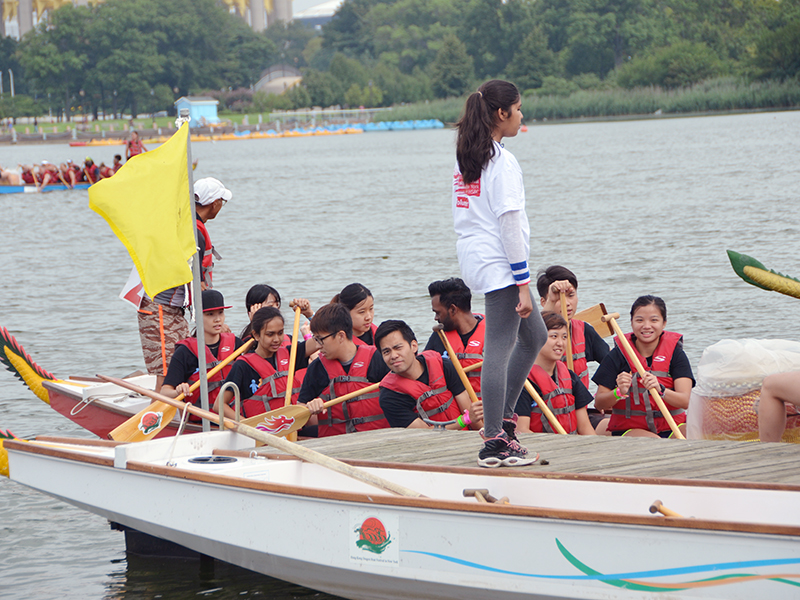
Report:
0,326,56,404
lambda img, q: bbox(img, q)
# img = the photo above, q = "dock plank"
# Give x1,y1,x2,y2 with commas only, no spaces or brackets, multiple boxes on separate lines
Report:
266,429,800,485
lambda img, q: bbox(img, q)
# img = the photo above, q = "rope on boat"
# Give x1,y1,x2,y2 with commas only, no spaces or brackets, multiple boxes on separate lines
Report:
70,392,146,416
165,403,192,467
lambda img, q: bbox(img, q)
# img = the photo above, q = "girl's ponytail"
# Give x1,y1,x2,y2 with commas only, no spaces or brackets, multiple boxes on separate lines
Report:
456,80,520,184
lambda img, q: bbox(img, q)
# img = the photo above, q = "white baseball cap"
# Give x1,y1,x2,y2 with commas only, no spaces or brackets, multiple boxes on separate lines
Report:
194,177,232,206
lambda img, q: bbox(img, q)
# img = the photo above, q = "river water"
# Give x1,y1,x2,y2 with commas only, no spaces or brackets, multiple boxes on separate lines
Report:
1,110,798,599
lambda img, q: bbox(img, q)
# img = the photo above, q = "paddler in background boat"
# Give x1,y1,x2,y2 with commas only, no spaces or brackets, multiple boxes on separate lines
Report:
83,157,100,184
516,312,596,435
216,306,319,419
161,289,245,419
423,277,484,400
126,130,147,160
59,162,78,187
758,371,800,442
378,320,483,430
136,177,232,390
593,295,694,438
112,154,123,173
453,79,546,468
332,283,377,346
37,160,61,191
300,303,390,437
20,164,36,184
0,165,21,185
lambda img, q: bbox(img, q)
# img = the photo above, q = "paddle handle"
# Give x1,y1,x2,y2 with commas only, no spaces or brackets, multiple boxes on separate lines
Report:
649,500,683,518
176,337,255,403
433,325,480,404
559,292,574,371
601,314,685,440
99,375,424,498
284,306,302,408
523,380,568,435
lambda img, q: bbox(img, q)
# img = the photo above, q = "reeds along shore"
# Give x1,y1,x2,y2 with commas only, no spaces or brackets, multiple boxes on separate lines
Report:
376,77,800,124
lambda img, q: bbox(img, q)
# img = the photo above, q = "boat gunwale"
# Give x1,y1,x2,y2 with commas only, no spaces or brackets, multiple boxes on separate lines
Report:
8,439,800,538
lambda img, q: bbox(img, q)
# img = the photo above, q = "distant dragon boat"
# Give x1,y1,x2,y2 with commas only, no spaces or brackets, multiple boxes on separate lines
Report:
0,182,91,194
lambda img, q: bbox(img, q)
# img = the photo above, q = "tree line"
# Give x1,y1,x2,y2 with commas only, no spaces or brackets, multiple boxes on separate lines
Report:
2,0,799,119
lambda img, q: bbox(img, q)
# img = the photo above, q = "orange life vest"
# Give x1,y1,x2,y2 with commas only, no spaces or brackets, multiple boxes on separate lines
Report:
527,361,577,434
443,316,484,400
380,351,461,425
317,345,387,436
609,331,687,434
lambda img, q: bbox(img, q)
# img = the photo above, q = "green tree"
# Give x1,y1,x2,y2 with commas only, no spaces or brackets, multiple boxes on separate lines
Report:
507,28,557,92
265,20,317,69
616,41,724,88
302,69,344,107
285,83,311,108
751,18,800,80
430,34,473,98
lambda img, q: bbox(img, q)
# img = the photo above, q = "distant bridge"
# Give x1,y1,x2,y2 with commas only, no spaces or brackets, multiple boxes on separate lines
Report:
1,0,291,37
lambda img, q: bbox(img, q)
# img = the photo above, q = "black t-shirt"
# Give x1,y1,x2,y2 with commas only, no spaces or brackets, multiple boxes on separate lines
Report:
163,335,246,388
582,322,610,363
423,316,484,356
356,329,374,346
515,368,593,416
380,355,466,428
591,340,696,390
297,348,389,404
223,342,309,403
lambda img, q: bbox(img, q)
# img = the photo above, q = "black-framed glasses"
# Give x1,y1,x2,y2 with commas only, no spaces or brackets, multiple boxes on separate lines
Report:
313,332,334,344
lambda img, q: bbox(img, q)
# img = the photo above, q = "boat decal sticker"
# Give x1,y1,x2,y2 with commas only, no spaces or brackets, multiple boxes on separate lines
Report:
255,414,295,434
403,538,800,591
138,411,163,435
350,512,399,566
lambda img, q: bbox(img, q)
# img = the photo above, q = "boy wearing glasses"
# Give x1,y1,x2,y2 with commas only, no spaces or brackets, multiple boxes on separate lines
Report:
299,303,390,437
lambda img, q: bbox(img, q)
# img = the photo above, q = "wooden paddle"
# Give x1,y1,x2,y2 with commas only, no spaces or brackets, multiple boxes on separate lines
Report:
108,338,255,442
241,361,484,436
601,313,685,440
433,324,479,404
523,380,568,435
649,499,683,518
574,303,613,338
559,291,574,371
98,375,424,498
283,306,302,442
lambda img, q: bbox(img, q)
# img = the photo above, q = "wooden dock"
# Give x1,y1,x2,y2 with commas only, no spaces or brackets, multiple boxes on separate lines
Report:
276,429,800,485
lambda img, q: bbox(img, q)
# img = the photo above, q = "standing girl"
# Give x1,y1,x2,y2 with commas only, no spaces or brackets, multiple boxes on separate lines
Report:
592,295,694,437
453,79,547,467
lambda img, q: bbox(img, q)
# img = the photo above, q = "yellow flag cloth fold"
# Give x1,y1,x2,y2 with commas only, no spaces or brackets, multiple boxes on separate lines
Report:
89,123,195,299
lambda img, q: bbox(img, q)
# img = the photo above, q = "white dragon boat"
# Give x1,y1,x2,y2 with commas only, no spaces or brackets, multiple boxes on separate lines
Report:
5,429,800,600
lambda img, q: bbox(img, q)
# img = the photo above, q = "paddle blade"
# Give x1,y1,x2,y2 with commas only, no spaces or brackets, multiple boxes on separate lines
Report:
108,401,178,442
574,303,613,338
240,404,310,437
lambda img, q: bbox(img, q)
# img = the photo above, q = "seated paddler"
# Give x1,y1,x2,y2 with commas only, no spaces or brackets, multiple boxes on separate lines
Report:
378,319,483,430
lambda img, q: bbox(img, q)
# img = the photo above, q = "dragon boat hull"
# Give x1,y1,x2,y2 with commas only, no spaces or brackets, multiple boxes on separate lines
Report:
0,183,91,194
43,378,202,439
6,430,800,600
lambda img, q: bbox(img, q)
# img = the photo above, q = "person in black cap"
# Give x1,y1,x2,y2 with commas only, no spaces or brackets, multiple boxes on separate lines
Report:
160,290,246,414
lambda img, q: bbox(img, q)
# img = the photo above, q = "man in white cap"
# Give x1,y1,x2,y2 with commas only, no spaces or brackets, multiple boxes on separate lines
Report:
136,176,232,390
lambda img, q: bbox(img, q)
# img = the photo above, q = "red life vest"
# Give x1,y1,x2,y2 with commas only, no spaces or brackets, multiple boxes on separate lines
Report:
609,331,687,434
443,316,484,400
317,345,387,436
353,323,378,347
563,319,590,388
236,349,301,418
527,362,577,434
380,351,461,425
21,171,35,184
128,137,144,156
176,333,237,409
196,219,215,287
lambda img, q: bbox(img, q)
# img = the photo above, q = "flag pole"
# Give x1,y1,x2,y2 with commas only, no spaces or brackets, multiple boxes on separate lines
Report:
176,108,211,432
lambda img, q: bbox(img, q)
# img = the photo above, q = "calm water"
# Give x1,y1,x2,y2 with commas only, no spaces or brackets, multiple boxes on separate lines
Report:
1,111,798,599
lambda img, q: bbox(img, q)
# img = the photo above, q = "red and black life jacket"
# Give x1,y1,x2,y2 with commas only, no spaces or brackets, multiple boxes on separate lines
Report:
380,350,461,425
563,319,590,388
196,219,216,288
236,348,301,418
527,361,577,434
128,138,144,157
176,332,237,410
353,323,378,347
21,171,35,184
609,331,687,434
443,316,484,400
317,345,387,436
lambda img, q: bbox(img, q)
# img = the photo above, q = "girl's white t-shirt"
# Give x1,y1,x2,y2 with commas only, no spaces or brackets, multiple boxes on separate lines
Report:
452,142,530,295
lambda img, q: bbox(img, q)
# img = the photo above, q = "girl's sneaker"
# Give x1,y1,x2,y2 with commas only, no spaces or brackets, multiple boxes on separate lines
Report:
477,432,537,468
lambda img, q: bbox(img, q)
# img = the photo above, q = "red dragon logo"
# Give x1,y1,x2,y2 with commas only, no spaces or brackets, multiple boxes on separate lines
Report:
255,414,295,434
138,411,163,435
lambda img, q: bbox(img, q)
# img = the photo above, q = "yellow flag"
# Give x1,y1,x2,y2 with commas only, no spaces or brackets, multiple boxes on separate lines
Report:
89,123,195,299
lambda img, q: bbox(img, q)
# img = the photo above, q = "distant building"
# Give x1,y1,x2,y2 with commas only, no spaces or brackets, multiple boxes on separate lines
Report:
255,65,303,96
292,0,343,28
174,96,220,128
